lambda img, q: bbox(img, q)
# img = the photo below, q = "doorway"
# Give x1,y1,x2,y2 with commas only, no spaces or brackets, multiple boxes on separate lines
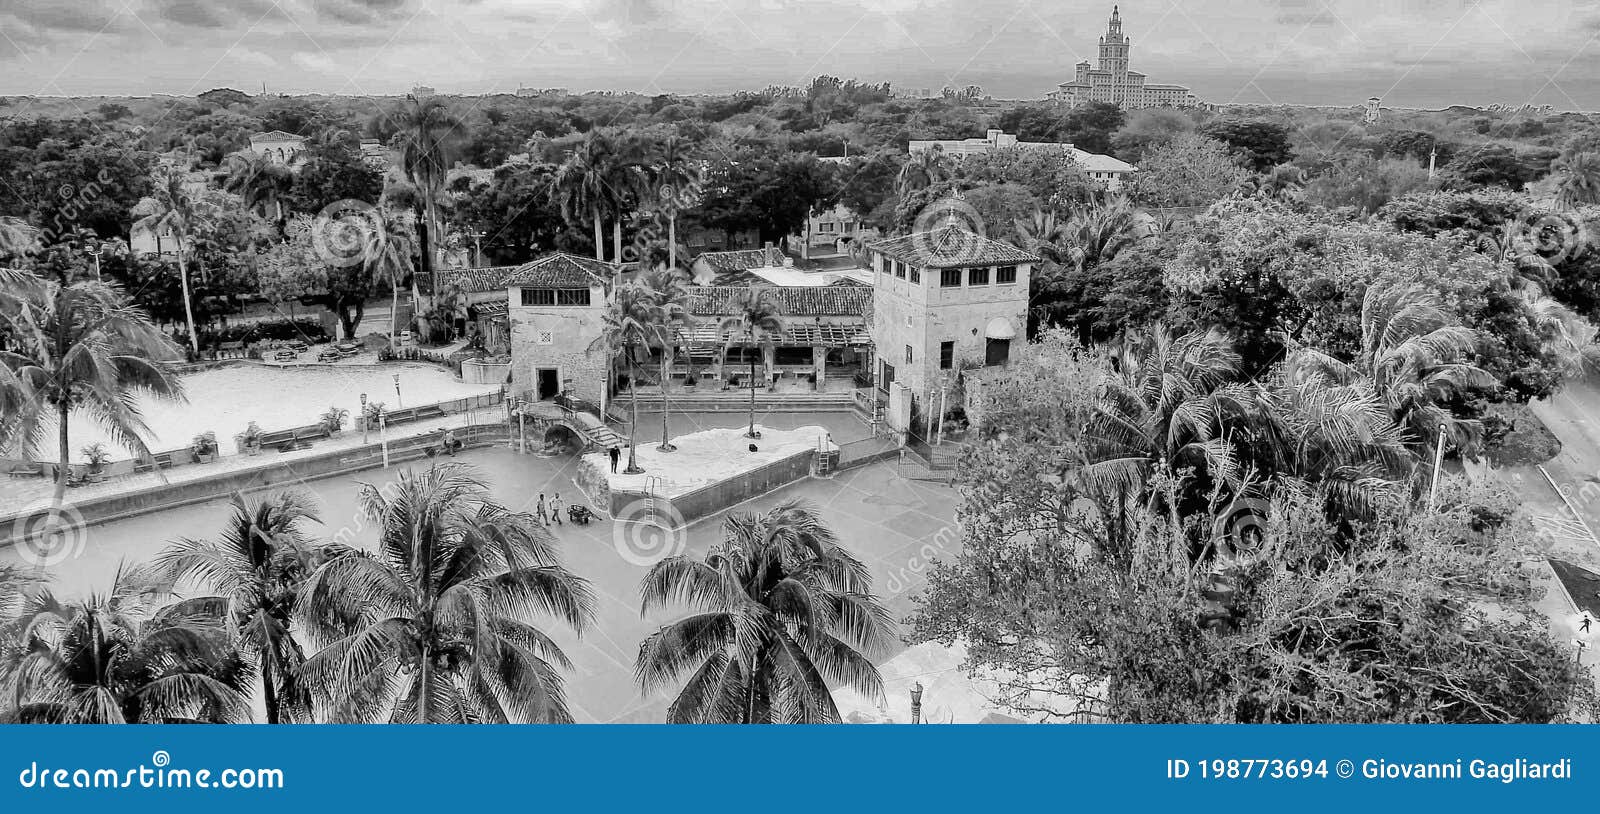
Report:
536,368,560,401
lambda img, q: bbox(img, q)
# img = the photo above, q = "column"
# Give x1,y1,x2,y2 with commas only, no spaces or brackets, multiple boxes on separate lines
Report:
762,344,777,388
812,346,827,392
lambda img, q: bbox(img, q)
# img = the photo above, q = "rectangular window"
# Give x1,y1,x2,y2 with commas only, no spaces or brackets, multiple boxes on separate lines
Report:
894,260,906,279
997,265,1017,284
905,345,914,364
909,265,921,284
940,267,961,287
557,288,591,306
819,222,836,233
940,341,954,369
521,288,590,306
521,288,555,306
968,266,990,286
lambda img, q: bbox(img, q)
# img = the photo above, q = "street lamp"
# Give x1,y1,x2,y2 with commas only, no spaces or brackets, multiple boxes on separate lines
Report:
469,230,486,268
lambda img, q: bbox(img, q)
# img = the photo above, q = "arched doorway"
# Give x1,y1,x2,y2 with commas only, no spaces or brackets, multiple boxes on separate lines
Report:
541,424,583,455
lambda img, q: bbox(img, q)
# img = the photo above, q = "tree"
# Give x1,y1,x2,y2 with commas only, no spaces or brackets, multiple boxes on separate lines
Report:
448,163,568,265
287,142,385,216
1110,107,1196,163
1200,119,1294,172
153,491,336,724
553,130,619,262
1552,150,1600,210
592,282,658,473
719,287,785,439
130,165,212,354
392,95,463,296
636,501,895,723
640,269,693,452
0,565,251,723
1438,143,1548,191
953,147,1097,210
297,463,595,723
1302,154,1432,214
895,147,952,197
223,151,295,231
644,135,701,271
1060,101,1125,154
0,270,185,515
1126,135,1248,208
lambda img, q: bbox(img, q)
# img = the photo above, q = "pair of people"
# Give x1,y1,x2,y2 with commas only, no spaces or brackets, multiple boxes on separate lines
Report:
536,492,565,525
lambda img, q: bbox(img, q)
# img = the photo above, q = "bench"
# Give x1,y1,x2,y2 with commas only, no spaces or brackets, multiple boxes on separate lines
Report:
381,405,446,426
7,463,45,478
133,451,175,474
273,350,297,362
259,428,324,452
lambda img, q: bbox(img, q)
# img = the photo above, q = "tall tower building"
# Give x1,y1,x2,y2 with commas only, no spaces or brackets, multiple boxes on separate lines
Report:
1050,6,1199,109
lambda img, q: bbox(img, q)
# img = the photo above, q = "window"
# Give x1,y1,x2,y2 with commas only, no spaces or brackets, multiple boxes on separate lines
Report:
894,260,906,279
940,341,954,369
521,288,590,306
968,266,990,285
997,265,1017,284
940,267,962,287
985,338,1011,367
909,265,921,284
905,345,914,364
818,222,836,233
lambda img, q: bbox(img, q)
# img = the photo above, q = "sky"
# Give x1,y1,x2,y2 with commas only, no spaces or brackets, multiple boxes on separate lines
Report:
2,0,1599,109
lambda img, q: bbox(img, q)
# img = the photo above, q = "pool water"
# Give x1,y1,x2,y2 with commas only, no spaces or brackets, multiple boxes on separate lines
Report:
1,443,958,723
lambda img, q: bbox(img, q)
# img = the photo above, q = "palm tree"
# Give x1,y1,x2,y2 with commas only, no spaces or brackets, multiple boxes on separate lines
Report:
131,165,212,354
553,130,620,262
609,133,652,263
0,272,185,514
1083,325,1251,505
1288,285,1492,453
896,147,951,196
357,205,416,346
296,463,595,723
648,135,702,271
591,282,658,474
0,565,251,723
392,95,462,301
1553,150,1600,210
223,150,295,232
641,269,694,452
1013,209,1071,264
636,501,895,723
1060,197,1142,273
153,491,336,724
719,288,785,440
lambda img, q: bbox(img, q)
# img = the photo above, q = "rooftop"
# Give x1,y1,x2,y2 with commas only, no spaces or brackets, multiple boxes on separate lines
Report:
504,252,616,287
868,225,1041,269
687,285,872,318
249,130,307,143
418,265,521,295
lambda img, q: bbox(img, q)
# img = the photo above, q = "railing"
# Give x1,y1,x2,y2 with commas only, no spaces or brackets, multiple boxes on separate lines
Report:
835,435,901,470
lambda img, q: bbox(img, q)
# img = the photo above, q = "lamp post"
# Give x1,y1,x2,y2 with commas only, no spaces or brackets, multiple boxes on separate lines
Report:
360,393,369,445
1427,423,1447,512
469,230,485,268
88,242,104,280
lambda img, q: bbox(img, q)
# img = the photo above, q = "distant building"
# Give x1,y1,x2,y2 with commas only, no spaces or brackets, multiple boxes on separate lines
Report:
793,202,880,259
1364,96,1382,124
908,129,1137,191
894,88,936,100
504,253,617,403
359,138,390,169
516,87,568,97
1049,6,1199,110
248,130,307,167
866,225,1039,432
412,85,436,98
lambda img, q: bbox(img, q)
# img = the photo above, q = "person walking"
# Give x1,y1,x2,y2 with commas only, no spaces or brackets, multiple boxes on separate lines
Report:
535,493,548,524
1582,613,1593,634
609,445,621,474
550,492,564,526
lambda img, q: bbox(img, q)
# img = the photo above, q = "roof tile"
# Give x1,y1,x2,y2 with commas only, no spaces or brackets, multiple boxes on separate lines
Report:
868,225,1040,269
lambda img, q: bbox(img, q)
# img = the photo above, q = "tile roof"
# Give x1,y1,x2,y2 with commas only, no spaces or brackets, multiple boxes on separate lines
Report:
421,265,521,294
249,130,307,142
503,253,615,287
694,248,779,273
473,301,508,318
868,225,1040,269
688,285,872,318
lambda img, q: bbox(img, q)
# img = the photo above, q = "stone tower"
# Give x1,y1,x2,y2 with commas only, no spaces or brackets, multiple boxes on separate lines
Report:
1099,6,1131,82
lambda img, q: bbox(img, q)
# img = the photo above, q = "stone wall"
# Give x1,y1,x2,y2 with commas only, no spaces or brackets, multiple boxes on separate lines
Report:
608,448,815,528
508,300,608,404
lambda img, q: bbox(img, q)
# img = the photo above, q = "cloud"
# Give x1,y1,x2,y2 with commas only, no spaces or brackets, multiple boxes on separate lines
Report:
291,51,342,72
312,0,412,25
147,0,285,28
7,0,125,34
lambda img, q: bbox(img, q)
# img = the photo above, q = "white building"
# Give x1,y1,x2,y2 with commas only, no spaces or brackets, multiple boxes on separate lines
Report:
908,129,1138,191
248,131,307,167
1048,6,1200,110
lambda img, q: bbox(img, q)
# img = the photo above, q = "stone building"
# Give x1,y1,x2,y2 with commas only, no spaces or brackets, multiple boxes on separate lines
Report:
866,225,1038,431
248,130,307,167
504,253,615,403
1048,6,1200,110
